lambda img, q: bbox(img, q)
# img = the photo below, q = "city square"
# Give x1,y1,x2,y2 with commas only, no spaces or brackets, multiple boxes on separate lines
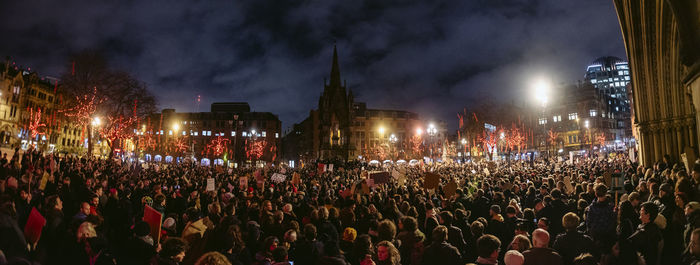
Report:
0,1,699,265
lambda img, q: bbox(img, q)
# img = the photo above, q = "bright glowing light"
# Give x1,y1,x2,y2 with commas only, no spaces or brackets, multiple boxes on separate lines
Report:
389,134,397,143
461,138,467,145
416,128,423,135
378,127,385,135
533,78,550,106
172,123,180,131
584,120,590,128
251,129,256,135
92,117,101,126
558,149,563,153
500,132,505,139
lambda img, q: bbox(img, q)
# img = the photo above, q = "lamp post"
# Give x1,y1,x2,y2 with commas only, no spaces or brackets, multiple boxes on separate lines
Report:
427,124,437,162
461,138,467,162
89,116,101,158
533,79,550,161
389,133,397,160
172,123,180,159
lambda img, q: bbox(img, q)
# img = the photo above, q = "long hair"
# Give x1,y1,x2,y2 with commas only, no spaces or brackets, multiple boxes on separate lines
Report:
376,241,400,265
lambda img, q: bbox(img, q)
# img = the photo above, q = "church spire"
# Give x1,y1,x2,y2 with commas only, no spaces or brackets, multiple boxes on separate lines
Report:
329,45,341,88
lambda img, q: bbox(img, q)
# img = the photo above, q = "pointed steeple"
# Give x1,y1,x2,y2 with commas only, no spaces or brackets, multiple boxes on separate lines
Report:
329,45,341,88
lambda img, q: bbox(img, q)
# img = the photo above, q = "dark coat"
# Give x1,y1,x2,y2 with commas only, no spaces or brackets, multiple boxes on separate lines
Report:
552,231,595,265
421,241,461,265
522,247,563,265
628,222,663,265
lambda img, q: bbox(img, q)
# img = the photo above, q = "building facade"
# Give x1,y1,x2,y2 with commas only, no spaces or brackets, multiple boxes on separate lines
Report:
614,0,699,166
585,56,633,145
531,82,622,154
0,59,83,155
141,102,281,166
282,46,448,164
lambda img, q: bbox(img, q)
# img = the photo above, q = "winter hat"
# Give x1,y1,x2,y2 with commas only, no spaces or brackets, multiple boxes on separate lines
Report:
342,227,357,242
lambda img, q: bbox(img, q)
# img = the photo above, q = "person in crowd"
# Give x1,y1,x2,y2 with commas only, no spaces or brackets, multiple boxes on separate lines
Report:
397,216,424,265
341,227,358,257
628,202,663,265
153,237,188,265
375,241,400,265
421,226,461,265
585,184,616,252
195,252,233,265
522,228,562,265
553,213,595,265
475,234,500,265
503,250,524,265
508,234,532,253
296,224,324,265
271,247,291,265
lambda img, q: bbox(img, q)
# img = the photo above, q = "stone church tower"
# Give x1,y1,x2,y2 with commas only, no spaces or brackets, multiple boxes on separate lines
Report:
317,46,354,160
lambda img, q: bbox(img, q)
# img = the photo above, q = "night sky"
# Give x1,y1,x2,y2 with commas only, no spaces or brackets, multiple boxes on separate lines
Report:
0,0,625,131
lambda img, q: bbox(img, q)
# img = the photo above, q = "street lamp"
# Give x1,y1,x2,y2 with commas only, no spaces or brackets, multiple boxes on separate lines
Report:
427,124,437,161
533,78,550,160
461,138,467,162
92,117,101,126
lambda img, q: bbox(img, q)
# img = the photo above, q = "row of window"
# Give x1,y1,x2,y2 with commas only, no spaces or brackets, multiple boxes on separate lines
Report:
539,110,615,125
146,130,279,138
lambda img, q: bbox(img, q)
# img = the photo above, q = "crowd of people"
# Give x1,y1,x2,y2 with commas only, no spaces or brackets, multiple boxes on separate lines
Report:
1,146,700,265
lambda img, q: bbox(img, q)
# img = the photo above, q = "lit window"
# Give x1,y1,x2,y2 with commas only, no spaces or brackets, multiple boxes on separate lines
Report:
202,130,206,136
616,107,619,111
182,131,186,136
215,133,219,136
553,115,561,122
262,131,267,137
539,118,547,125
160,130,164,135
625,76,630,80
275,133,279,138
568,113,578,120
231,131,236,136
193,132,198,136
242,131,247,137
591,79,597,84
207,131,212,136
590,109,597,117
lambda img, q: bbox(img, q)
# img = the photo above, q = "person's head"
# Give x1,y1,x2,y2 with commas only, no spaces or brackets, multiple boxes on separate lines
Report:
272,246,288,262
504,250,524,265
573,253,597,265
263,236,279,252
659,183,673,198
304,223,317,240
537,217,549,231
477,234,501,260
77,221,97,242
354,234,373,257
691,228,700,257
471,220,485,236
594,183,608,198
508,234,532,253
195,251,232,265
284,229,297,243
376,241,400,264
46,195,62,211
431,225,448,243
522,208,535,221
562,212,580,232
161,237,188,262
489,205,501,217
505,205,517,217
628,192,640,207
532,228,550,248
80,202,91,216
377,220,396,241
686,202,700,217
343,227,357,242
439,211,454,225
640,201,659,224
400,216,418,232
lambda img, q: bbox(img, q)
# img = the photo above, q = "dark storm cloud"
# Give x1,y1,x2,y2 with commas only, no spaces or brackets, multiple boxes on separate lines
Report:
0,0,625,130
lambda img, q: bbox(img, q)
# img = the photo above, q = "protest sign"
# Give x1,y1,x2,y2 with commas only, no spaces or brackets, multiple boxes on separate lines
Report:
271,173,287,183
445,180,457,198
206,178,215,191
369,171,391,184
24,207,46,244
424,172,440,190
143,205,163,243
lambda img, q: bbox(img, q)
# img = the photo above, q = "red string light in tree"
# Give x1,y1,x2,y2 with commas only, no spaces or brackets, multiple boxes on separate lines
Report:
548,129,559,146
28,108,46,138
596,133,606,147
410,135,423,156
59,87,103,127
206,136,230,157
173,136,189,153
245,139,265,160
99,115,137,149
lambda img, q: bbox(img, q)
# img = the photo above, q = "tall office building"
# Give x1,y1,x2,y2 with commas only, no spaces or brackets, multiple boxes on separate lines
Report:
585,56,633,144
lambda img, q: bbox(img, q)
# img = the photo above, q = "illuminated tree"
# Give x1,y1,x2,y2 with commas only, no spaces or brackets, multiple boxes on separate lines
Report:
98,115,137,154
205,136,230,157
28,108,47,139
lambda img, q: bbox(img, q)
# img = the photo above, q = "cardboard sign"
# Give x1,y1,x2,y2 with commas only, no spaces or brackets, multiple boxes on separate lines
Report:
563,176,574,194
143,205,163,243
24,207,46,244
603,170,612,188
369,171,391,184
684,147,697,173
328,164,334,172
392,169,401,179
206,178,215,191
271,173,287,183
239,177,248,189
424,172,440,190
445,180,457,198
611,173,624,191
318,163,326,174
